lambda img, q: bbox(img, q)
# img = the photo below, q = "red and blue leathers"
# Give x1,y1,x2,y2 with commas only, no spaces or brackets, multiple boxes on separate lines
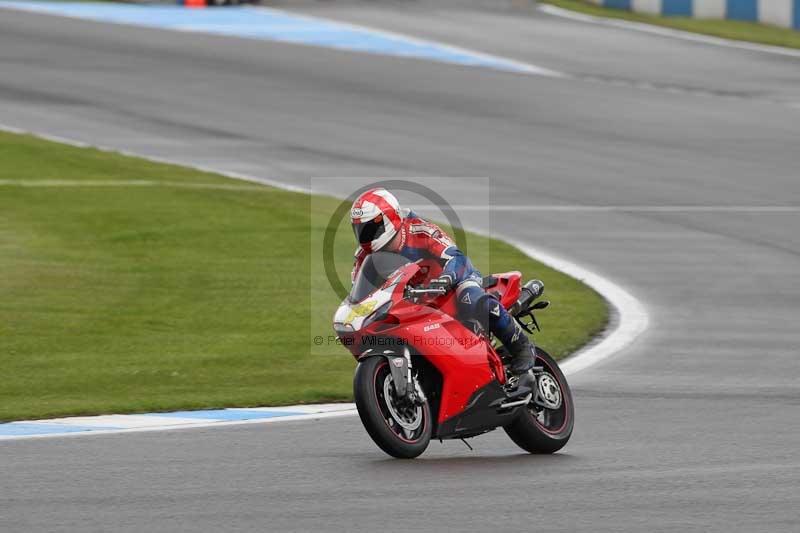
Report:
353,210,523,348
353,210,479,286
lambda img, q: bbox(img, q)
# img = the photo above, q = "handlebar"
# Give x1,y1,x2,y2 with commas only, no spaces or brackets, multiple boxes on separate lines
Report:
405,286,447,297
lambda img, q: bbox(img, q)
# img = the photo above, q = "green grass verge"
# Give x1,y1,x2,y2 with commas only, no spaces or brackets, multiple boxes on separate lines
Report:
0,130,607,421
542,0,800,50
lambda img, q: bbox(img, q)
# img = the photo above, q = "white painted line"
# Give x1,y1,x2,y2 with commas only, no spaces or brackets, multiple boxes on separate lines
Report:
0,123,649,440
251,6,566,78
240,403,355,413
0,179,272,191
1,128,311,194
442,219,649,376
40,414,218,429
508,239,649,375
4,179,797,213
448,204,800,213
0,407,358,442
539,4,800,59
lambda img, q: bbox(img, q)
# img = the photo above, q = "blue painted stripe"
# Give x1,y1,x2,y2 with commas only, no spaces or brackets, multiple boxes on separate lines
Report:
795,0,800,29
604,0,632,9
142,409,305,421
662,0,692,16
726,0,758,21
0,2,541,74
0,408,334,439
0,423,116,436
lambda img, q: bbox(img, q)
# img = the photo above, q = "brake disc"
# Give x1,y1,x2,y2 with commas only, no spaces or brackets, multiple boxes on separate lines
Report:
535,372,562,410
383,375,422,431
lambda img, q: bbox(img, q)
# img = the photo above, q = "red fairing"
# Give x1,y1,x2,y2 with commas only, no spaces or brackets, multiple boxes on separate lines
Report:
346,263,522,425
363,294,496,424
407,311,495,424
486,271,522,310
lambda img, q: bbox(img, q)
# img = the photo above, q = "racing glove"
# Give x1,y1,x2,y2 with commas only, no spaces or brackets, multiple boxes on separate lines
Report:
429,273,455,293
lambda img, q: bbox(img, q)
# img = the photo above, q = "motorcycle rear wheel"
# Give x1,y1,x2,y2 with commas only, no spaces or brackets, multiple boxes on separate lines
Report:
504,347,574,454
354,356,432,459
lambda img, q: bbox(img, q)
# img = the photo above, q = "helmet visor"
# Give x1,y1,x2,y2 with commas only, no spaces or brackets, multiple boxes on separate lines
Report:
353,215,386,245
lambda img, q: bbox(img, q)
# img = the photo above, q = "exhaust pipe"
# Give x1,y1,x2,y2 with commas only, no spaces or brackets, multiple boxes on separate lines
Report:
510,279,544,316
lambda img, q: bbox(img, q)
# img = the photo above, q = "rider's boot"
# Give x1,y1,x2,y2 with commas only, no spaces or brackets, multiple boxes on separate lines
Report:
508,333,536,375
507,330,536,394
490,304,536,394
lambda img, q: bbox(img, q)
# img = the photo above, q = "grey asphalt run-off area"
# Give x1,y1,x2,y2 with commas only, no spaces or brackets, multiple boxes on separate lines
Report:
1,1,799,531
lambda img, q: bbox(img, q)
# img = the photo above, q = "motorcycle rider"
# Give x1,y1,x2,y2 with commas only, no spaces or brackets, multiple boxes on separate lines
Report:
350,187,536,383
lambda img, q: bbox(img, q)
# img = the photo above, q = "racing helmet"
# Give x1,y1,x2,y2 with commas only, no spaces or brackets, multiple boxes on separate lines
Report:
350,188,402,252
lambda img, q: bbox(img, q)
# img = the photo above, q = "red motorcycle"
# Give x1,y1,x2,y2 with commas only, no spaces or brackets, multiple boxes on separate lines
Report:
333,252,573,458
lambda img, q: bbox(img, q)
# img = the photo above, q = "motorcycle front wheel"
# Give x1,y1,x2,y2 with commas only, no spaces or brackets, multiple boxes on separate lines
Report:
353,356,432,459
504,347,574,454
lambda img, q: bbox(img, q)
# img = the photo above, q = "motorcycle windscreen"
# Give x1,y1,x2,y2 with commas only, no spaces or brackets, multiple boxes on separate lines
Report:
349,251,411,303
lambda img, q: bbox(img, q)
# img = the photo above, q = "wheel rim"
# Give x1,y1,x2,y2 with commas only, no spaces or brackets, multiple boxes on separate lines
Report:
373,361,426,443
529,357,569,435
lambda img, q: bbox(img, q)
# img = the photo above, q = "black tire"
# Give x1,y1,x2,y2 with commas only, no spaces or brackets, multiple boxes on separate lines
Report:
353,356,432,459
504,347,574,454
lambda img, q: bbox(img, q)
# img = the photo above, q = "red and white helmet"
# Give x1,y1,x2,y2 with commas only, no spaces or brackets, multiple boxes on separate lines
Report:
351,188,402,252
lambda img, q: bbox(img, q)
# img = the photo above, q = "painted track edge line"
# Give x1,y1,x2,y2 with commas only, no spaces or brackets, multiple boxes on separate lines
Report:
249,5,566,78
0,408,358,442
0,123,650,439
0,125,311,194
506,239,649,375
539,4,800,59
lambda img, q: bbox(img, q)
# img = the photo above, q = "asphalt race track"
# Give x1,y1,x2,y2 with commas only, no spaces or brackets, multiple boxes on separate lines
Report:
1,2,799,531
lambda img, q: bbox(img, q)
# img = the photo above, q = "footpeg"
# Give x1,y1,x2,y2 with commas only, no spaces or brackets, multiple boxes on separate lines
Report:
503,370,535,401
498,392,532,410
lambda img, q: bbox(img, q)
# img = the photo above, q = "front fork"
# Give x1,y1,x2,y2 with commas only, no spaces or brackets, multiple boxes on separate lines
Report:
361,347,426,406
398,346,427,406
